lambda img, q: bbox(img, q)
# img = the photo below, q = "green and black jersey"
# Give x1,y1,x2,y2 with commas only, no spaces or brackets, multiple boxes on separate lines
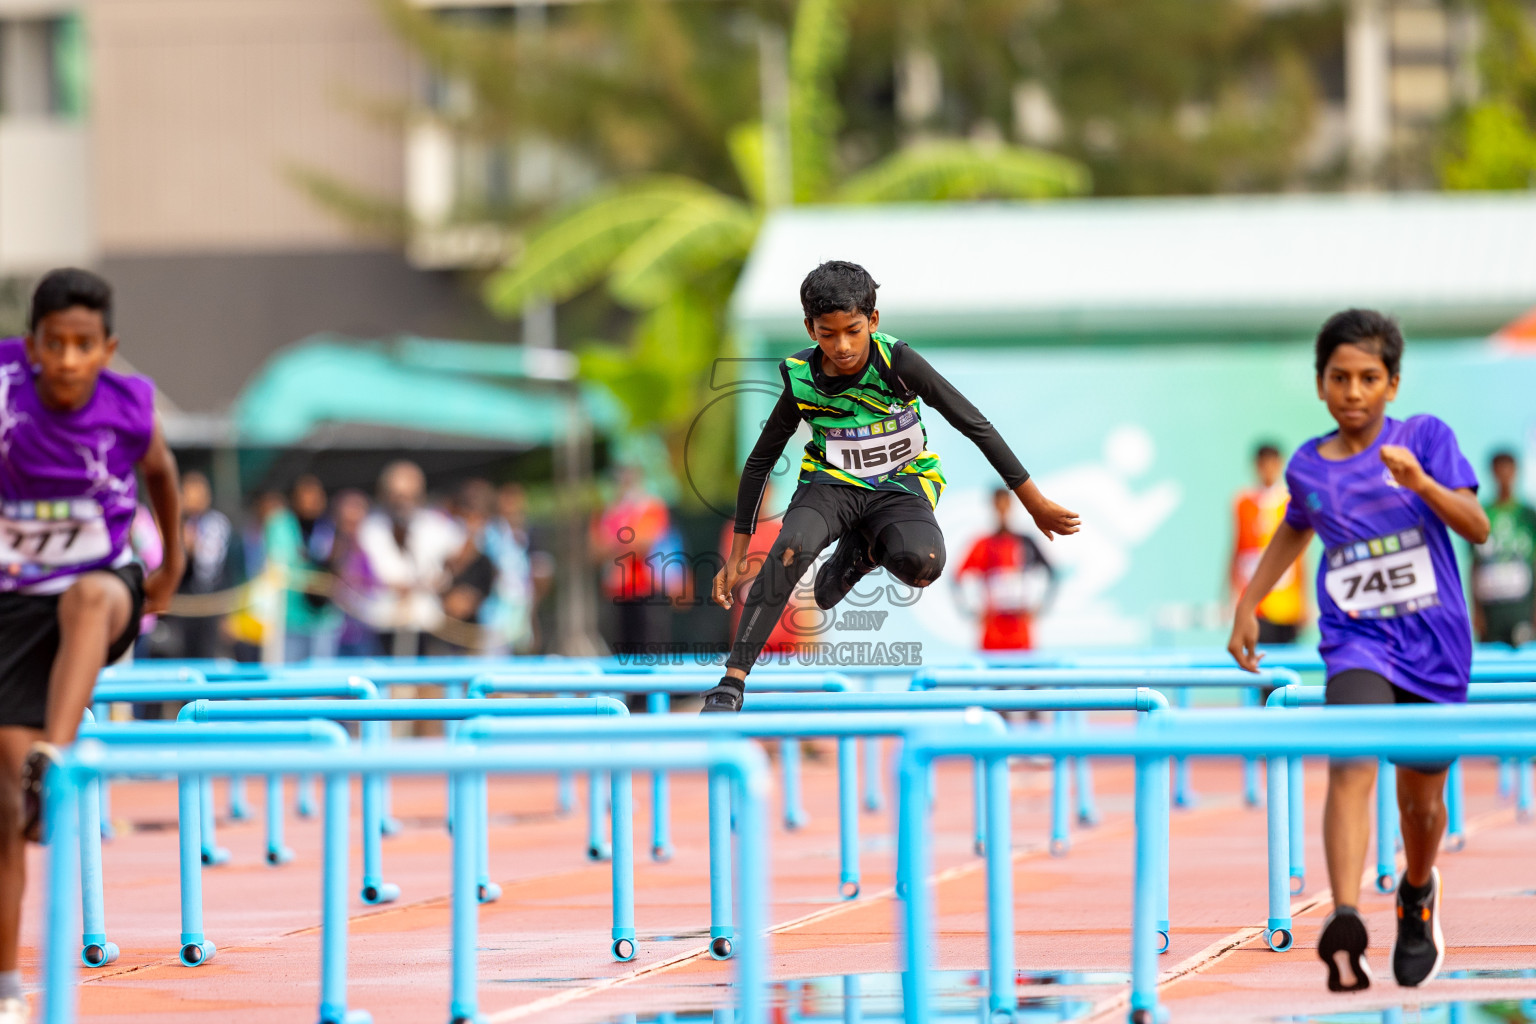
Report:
734,332,1029,534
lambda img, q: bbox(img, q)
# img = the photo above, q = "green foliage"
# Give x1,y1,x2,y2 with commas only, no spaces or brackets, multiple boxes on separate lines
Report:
1439,0,1536,191
484,177,719,313
1442,101,1536,190
1018,0,1326,195
836,140,1089,201
788,0,851,201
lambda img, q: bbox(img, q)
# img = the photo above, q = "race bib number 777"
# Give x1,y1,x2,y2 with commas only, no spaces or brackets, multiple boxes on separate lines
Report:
1323,527,1439,620
0,498,112,569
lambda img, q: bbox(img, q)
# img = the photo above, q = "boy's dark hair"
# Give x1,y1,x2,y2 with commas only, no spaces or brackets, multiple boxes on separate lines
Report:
29,267,113,335
1492,450,1518,468
800,261,878,320
1254,443,1282,462
1314,308,1402,377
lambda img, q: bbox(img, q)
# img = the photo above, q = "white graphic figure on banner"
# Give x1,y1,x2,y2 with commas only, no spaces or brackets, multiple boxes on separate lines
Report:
1033,424,1181,644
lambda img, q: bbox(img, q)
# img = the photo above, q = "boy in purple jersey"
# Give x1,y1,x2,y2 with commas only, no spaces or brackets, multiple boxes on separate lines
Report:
0,269,182,1023
1229,309,1488,996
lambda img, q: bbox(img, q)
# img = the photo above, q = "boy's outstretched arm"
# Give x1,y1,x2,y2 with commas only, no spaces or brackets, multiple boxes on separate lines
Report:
138,416,185,613
1227,521,1312,671
713,386,800,609
891,345,1079,539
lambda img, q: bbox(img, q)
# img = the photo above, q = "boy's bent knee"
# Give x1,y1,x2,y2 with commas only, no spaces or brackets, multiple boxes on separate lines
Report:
58,573,129,621
875,520,947,587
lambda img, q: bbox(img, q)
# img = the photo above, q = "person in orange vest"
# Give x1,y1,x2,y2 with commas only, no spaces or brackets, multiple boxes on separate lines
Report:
956,488,1056,651
1230,443,1307,644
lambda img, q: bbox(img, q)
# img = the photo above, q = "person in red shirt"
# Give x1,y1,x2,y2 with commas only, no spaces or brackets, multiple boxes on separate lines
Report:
956,488,1057,650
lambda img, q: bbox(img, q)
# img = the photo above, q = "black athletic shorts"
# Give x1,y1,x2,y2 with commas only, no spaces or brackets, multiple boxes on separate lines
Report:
1324,667,1451,773
784,483,938,546
0,563,145,730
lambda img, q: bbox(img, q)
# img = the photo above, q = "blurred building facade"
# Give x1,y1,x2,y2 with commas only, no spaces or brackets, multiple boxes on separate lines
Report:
0,0,1521,414
0,0,506,421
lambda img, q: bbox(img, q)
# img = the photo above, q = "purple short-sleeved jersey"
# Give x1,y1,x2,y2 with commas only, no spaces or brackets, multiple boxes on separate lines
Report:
1282,414,1478,703
0,338,155,594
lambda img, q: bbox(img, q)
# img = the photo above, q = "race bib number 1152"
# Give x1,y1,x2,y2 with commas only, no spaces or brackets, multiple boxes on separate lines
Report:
1323,527,1439,620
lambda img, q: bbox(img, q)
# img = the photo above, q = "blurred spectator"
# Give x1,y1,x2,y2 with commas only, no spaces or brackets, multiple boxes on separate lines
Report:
1472,451,1536,647
264,477,334,662
357,460,464,656
480,482,541,653
433,480,499,655
955,488,1057,651
1229,443,1306,644
591,465,672,657
328,489,382,658
718,482,808,654
176,470,234,659
226,491,285,662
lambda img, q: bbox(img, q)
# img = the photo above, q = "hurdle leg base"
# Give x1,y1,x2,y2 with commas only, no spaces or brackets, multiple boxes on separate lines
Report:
708,929,733,961
477,882,502,904
201,846,230,867
178,939,216,967
651,844,673,863
1265,918,1294,952
611,930,637,962
1289,871,1305,895
320,1009,372,1024
1445,833,1466,852
1375,872,1397,894
81,939,118,968
360,882,400,905
266,846,295,867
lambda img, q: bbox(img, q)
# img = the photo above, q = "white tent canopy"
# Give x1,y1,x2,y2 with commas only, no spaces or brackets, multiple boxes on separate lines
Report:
732,192,1536,346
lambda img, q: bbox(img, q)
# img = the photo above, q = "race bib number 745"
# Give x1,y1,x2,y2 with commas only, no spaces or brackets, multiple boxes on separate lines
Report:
1323,527,1439,620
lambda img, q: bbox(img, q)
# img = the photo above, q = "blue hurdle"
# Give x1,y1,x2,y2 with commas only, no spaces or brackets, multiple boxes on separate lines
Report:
46,737,774,1024
1266,681,1536,898
181,697,626,909
458,711,1001,957
912,667,1302,812
91,676,378,862
896,705,1536,1024
468,671,853,851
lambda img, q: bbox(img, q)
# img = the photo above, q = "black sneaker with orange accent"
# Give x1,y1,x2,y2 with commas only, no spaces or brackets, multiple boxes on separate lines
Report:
1391,867,1444,987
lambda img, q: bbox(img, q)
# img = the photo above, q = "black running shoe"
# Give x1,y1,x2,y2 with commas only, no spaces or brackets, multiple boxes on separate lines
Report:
1317,905,1372,993
813,534,877,610
20,742,60,845
699,677,745,714
1391,868,1444,987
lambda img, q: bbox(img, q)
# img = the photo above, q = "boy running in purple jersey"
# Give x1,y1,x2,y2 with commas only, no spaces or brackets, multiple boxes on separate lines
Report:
0,269,183,1024
1229,309,1488,995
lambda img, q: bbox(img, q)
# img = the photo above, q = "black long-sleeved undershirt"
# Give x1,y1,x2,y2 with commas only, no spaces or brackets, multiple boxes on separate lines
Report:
733,344,1029,535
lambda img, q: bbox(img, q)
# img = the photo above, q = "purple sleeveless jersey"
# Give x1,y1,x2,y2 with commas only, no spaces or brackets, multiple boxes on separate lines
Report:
0,338,155,593
1283,414,1478,703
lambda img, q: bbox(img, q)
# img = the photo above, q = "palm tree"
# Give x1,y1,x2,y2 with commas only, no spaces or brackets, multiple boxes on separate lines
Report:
479,0,1088,504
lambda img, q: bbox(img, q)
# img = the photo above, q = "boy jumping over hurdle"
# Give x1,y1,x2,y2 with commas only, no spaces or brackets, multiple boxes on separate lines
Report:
703,261,1078,711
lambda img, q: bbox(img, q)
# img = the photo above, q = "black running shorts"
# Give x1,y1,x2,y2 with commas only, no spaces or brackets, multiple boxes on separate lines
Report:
0,564,145,730
1324,667,1451,773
